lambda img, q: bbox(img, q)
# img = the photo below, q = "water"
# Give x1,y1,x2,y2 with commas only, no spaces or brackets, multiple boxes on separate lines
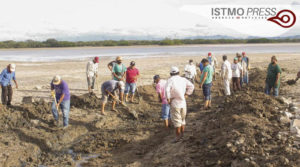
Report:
0,43,300,62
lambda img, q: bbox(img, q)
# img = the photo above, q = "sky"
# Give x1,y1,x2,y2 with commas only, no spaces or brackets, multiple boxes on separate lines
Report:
0,0,299,41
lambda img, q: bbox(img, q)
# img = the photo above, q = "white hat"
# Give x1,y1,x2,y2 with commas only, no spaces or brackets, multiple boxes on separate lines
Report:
118,81,125,90
52,75,61,85
10,64,16,72
170,66,179,74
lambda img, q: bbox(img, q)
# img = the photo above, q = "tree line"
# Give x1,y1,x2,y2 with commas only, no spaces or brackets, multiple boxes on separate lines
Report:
0,38,299,48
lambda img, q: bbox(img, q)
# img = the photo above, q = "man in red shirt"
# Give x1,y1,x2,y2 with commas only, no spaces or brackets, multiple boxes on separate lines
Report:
125,61,140,103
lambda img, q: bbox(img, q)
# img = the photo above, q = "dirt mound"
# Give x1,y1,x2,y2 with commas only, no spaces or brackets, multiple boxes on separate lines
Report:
178,68,300,166
71,93,102,109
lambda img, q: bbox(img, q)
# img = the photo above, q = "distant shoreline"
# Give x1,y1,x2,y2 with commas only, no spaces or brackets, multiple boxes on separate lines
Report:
0,38,299,49
0,42,300,51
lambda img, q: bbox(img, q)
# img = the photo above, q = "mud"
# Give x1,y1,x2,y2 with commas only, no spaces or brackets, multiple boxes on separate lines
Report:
287,79,297,85
1,68,300,166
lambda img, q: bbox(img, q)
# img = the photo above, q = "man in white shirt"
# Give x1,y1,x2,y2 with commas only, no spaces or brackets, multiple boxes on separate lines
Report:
207,52,218,80
86,57,99,93
221,55,232,95
165,66,194,142
231,57,242,91
184,59,197,83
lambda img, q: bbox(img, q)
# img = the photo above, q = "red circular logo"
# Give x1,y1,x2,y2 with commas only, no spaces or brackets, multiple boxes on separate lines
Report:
267,9,296,28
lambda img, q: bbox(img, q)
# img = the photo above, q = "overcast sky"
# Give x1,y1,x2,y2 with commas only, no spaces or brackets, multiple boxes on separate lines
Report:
0,0,299,41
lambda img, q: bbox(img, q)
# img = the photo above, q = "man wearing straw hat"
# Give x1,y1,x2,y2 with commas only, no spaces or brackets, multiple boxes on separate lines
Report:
0,64,18,106
51,75,70,128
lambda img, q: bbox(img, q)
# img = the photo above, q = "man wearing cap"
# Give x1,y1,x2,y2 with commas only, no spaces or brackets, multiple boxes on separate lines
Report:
207,52,218,80
166,67,194,142
51,75,70,128
199,59,214,109
154,75,170,128
101,80,125,115
110,56,127,81
265,56,282,96
125,61,140,103
86,57,99,93
221,55,232,96
0,64,18,106
184,59,197,83
241,52,250,86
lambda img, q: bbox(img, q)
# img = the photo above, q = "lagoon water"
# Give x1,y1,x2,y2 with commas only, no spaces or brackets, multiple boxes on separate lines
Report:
0,43,300,62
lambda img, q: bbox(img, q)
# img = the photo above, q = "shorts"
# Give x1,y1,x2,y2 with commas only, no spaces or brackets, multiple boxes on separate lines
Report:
161,104,171,120
171,107,187,128
125,83,137,94
203,83,212,100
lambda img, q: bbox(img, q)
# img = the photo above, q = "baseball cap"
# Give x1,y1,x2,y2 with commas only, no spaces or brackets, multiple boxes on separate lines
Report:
234,57,238,61
170,66,179,74
52,75,61,85
94,57,99,63
242,52,246,55
208,52,212,56
130,61,135,66
10,64,16,72
153,75,160,83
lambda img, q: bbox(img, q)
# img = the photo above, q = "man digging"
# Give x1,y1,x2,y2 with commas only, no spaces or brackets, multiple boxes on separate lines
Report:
51,75,71,129
100,80,125,115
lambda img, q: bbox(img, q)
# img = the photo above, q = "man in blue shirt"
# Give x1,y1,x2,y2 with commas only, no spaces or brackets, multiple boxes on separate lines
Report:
0,64,18,106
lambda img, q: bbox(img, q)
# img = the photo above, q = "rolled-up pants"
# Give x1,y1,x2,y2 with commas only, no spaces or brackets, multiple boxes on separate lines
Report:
1,85,13,105
87,76,96,89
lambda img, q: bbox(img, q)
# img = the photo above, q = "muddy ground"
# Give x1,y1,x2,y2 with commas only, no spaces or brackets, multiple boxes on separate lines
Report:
1,68,300,167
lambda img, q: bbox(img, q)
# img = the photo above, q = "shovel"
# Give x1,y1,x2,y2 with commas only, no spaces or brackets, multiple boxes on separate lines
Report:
107,91,138,119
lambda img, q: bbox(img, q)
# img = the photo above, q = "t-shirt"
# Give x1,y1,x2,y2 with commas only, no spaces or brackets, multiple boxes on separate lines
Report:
101,80,118,95
51,80,70,101
0,68,16,86
266,63,282,88
156,79,168,104
200,65,213,84
126,67,139,83
112,63,127,80
231,63,242,78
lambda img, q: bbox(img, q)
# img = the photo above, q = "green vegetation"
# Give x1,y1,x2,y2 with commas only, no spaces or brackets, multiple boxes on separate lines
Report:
0,38,299,48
